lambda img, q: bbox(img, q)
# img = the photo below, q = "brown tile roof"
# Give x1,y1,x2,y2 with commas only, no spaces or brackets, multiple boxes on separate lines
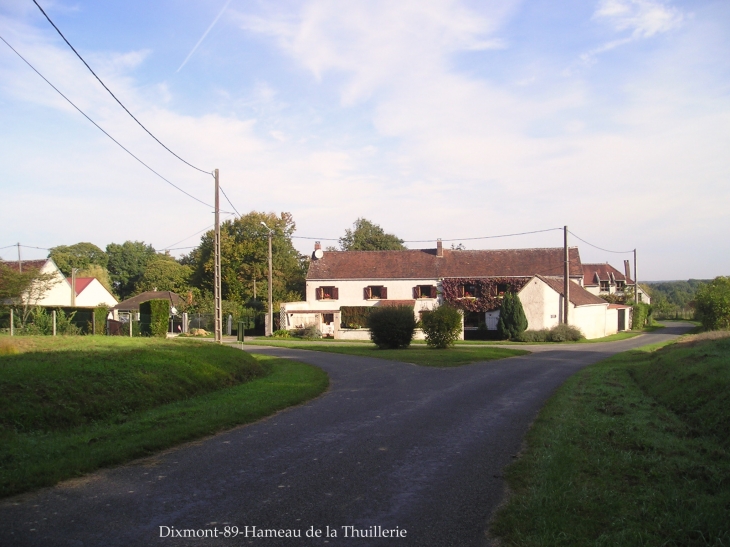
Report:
113,291,184,311
307,247,582,280
536,275,608,307
0,259,48,272
582,263,632,285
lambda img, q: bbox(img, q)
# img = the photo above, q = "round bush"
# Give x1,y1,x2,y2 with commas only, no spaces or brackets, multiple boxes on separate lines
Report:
421,304,462,349
368,305,416,349
548,324,584,342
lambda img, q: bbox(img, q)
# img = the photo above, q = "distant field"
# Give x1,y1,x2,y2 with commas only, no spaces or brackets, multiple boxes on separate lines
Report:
489,331,730,546
0,336,328,497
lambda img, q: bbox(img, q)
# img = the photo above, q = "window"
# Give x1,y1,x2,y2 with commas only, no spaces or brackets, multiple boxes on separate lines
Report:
496,283,508,296
322,313,334,324
414,285,437,299
364,286,387,300
616,281,625,290
462,283,477,298
600,281,610,292
316,286,338,300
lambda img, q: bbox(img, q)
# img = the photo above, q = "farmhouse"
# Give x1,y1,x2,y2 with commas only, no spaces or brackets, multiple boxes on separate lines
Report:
281,241,630,340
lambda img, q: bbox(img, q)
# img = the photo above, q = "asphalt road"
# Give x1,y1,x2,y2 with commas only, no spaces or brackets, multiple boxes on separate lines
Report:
0,323,692,547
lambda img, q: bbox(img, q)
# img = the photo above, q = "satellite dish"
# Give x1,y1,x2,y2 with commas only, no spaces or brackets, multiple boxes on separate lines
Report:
314,249,324,259
170,307,178,315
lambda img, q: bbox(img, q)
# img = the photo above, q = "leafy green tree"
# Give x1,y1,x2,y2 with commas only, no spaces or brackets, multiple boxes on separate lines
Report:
106,241,157,300
49,242,108,276
186,211,306,305
497,292,528,340
0,262,61,326
421,304,462,348
695,277,730,331
338,218,406,251
135,256,192,295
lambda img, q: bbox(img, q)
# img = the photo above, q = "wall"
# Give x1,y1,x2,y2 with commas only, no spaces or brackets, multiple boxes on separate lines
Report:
518,278,562,331
572,304,610,339
75,280,118,307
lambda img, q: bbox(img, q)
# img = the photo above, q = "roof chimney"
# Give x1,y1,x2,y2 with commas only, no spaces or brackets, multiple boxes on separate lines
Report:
314,241,321,251
624,260,631,281
436,239,443,257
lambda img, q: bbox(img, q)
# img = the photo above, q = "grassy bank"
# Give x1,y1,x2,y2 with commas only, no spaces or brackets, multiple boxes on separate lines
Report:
0,337,328,498
267,343,529,367
489,331,730,546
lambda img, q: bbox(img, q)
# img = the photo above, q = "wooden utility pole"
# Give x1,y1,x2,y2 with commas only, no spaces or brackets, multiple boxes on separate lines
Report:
214,169,222,343
563,225,569,325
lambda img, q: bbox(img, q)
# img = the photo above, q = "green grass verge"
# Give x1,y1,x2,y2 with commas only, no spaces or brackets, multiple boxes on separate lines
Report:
0,337,328,498
267,343,529,367
489,331,730,546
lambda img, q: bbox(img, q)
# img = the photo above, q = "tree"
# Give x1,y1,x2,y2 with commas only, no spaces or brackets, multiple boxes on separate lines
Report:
421,304,462,348
338,218,406,251
135,256,192,295
106,241,157,300
497,292,528,340
0,262,61,326
49,242,108,276
695,277,730,331
185,211,306,305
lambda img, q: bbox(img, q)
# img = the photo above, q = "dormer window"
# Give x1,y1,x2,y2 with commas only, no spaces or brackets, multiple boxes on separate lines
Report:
600,281,610,292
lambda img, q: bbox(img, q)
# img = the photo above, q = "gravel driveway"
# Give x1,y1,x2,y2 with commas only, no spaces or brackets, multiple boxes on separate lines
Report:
0,323,692,547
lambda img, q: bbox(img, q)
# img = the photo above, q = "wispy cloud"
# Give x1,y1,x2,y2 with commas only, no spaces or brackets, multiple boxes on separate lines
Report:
176,0,231,73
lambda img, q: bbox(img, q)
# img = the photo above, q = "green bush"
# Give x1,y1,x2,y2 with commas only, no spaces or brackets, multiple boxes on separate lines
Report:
421,304,462,349
139,300,170,337
340,306,373,329
368,305,416,349
518,329,549,342
20,308,81,336
93,306,109,335
548,323,584,342
695,277,730,331
296,324,322,340
632,302,653,330
497,293,528,340
272,329,290,338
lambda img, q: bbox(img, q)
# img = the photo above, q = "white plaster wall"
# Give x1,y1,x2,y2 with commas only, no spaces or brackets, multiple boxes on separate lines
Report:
75,280,118,307
605,308,619,336
518,278,561,331
306,278,439,313
30,262,72,307
572,304,609,339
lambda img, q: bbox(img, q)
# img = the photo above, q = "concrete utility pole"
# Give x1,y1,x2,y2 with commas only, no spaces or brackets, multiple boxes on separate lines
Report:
71,268,78,307
563,226,570,325
17,243,21,272
634,248,638,303
214,169,222,343
261,222,274,336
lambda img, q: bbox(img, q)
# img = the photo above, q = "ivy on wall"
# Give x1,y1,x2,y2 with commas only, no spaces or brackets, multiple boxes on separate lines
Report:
440,277,529,312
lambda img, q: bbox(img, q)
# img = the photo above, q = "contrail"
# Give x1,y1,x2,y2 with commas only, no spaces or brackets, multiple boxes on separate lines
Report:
176,0,232,73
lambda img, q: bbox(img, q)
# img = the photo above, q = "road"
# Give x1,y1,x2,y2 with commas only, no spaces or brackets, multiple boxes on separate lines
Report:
0,324,692,547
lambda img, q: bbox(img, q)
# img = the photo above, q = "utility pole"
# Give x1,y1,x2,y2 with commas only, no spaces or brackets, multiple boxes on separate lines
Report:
71,268,78,306
634,248,638,303
214,169,222,343
261,222,274,336
17,243,22,272
563,226,570,325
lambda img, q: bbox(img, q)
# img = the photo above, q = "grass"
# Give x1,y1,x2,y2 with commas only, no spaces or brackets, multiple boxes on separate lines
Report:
489,331,730,547
263,343,529,367
0,336,328,498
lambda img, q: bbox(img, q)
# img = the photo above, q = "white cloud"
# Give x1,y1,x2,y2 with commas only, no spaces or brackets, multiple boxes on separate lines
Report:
595,0,685,38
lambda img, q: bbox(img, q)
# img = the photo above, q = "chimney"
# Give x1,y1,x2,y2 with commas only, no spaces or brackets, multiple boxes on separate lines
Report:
436,239,443,257
314,241,321,251
624,260,631,281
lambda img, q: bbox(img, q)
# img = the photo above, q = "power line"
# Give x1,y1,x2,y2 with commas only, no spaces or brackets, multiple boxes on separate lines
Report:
404,227,562,243
568,230,634,254
32,0,212,176
161,224,215,250
0,34,214,209
219,186,240,217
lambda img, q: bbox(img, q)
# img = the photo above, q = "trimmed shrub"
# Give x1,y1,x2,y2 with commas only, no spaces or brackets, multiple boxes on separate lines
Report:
632,302,653,330
340,306,373,329
497,293,528,340
421,304,462,349
548,323,584,342
297,324,322,340
272,329,291,338
518,329,550,343
139,300,170,337
368,305,416,349
93,306,109,335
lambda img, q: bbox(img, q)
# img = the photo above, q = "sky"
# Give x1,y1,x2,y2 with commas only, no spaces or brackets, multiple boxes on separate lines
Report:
0,0,728,281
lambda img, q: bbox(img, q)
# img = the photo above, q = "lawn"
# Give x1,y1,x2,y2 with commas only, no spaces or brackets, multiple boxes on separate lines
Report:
488,331,730,546
256,342,529,367
0,336,328,498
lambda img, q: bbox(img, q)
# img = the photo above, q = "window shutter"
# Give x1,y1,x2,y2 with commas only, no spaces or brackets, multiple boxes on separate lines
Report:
364,287,370,299
316,287,322,300
413,286,419,299
430,285,437,298
332,287,339,300
381,286,388,299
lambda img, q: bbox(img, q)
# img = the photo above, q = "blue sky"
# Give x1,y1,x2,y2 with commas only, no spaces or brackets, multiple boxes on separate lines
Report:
1,0,728,280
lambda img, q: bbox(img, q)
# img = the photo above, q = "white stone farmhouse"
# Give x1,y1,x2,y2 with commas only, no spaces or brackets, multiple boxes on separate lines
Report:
281,241,632,340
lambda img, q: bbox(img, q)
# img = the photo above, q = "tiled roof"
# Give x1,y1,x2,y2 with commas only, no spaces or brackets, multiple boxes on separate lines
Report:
67,277,95,296
307,247,582,280
536,275,608,307
582,263,633,285
113,291,184,311
0,259,48,272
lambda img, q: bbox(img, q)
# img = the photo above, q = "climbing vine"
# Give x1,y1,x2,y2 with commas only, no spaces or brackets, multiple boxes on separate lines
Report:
440,277,529,312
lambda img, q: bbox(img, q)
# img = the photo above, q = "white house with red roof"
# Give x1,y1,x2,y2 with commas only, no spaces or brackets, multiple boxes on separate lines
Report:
582,261,650,304
281,240,630,340
67,277,118,308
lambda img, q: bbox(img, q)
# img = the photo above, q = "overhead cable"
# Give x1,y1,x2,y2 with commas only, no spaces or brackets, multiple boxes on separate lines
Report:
0,34,213,209
568,231,634,254
219,186,241,217
32,0,212,176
